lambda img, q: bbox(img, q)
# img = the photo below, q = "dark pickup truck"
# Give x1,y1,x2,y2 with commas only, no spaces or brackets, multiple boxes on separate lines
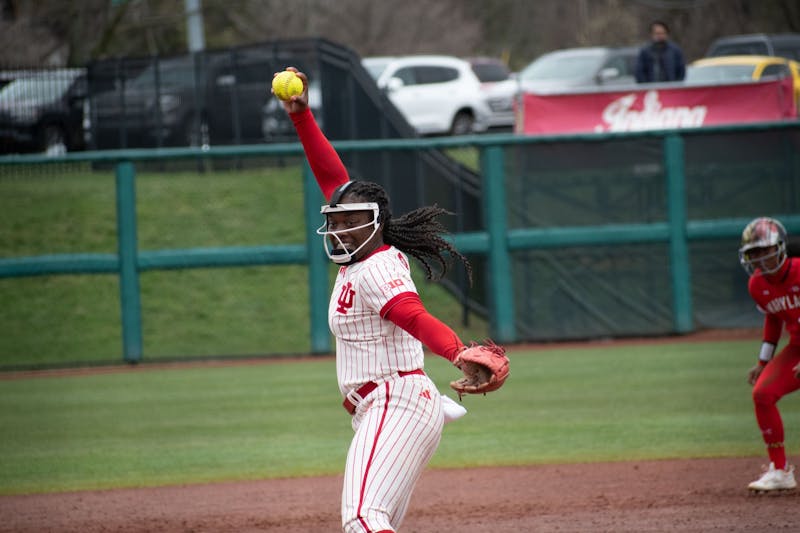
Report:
85,48,277,150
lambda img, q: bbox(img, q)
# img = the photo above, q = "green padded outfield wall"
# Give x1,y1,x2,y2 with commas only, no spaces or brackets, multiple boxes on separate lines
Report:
505,128,800,341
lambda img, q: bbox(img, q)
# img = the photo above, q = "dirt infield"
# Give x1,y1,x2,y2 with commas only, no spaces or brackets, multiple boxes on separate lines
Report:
1,456,797,532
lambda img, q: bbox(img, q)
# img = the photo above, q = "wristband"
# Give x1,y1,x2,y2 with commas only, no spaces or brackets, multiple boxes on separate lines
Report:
758,342,776,363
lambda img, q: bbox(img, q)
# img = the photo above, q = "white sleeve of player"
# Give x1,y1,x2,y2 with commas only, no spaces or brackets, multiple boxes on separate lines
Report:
358,254,418,315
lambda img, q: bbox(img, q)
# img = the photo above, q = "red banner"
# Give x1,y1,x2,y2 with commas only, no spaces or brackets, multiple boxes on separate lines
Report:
517,78,797,135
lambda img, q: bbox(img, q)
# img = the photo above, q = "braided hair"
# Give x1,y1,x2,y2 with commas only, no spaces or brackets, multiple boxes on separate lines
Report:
341,181,472,284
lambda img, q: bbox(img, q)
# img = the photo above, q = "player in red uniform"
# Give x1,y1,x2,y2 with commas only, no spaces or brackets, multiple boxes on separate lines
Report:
740,217,800,492
274,68,480,532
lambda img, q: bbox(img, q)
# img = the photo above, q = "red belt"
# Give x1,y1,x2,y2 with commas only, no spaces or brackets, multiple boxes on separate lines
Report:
342,369,425,415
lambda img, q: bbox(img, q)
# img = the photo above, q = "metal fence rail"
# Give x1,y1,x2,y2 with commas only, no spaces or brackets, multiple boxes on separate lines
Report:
1,121,799,363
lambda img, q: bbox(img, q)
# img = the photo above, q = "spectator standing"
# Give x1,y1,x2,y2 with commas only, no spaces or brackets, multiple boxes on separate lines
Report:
634,21,686,83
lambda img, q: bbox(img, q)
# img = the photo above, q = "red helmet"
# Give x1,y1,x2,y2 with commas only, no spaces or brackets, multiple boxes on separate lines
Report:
738,217,788,275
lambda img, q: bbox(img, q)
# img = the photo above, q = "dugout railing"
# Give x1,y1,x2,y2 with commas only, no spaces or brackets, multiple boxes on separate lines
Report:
1,121,799,363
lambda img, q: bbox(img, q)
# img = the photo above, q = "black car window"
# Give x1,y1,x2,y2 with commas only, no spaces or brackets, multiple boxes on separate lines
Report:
774,45,800,61
603,56,629,75
520,53,604,81
471,63,510,82
226,62,272,84
211,63,233,79
392,67,417,86
711,42,769,56
761,64,789,78
129,59,194,89
414,66,459,84
623,53,638,74
67,76,87,98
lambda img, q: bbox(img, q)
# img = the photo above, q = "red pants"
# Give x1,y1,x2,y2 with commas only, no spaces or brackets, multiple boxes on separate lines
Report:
752,343,800,468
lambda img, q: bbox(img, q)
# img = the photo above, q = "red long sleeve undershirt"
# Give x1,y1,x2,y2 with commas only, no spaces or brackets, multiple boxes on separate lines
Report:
290,108,348,201
383,293,464,363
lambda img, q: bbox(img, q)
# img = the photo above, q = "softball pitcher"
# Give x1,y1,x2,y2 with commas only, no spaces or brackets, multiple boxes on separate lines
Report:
740,217,800,492
272,68,509,532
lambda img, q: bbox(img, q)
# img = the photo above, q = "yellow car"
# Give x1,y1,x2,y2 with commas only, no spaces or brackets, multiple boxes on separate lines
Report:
686,55,800,110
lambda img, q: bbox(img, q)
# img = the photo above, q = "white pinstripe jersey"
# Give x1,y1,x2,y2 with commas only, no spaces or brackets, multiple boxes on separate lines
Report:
329,245,425,396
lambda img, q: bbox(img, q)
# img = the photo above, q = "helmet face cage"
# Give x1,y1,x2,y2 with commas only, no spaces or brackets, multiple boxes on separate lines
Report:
316,202,380,264
738,217,788,275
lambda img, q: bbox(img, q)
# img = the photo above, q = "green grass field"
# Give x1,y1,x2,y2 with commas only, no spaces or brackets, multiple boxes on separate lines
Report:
2,338,797,496
1,160,794,499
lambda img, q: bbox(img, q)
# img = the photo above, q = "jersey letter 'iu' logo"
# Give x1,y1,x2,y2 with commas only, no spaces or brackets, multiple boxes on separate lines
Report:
336,282,355,314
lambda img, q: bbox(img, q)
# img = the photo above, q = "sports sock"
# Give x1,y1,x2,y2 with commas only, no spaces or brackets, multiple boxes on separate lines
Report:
767,442,787,471
755,403,787,469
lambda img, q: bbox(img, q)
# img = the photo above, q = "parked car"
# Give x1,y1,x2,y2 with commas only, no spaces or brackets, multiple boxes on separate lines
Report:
0,68,86,156
686,55,800,109
362,55,492,135
465,56,517,129
517,46,638,93
705,33,800,62
86,49,275,149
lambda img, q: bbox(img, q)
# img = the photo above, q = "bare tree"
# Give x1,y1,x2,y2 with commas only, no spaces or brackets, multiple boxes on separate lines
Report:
210,0,481,56
0,0,797,68
0,0,184,66
0,0,71,66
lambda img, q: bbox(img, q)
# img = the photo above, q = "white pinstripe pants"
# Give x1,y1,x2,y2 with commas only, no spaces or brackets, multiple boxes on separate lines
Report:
342,374,444,533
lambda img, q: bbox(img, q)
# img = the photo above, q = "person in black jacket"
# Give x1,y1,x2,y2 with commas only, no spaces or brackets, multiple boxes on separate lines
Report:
635,21,686,83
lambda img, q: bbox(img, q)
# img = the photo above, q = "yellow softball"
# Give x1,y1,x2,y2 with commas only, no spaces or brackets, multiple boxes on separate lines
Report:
272,70,304,101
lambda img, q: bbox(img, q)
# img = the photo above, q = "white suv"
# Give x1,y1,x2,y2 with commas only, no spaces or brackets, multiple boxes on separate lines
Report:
362,55,492,135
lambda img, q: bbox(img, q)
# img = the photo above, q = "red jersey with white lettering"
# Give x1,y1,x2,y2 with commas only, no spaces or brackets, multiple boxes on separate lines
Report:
749,257,800,345
330,244,425,395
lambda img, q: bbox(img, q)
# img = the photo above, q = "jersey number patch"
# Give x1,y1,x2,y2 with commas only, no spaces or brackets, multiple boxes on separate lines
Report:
381,278,405,293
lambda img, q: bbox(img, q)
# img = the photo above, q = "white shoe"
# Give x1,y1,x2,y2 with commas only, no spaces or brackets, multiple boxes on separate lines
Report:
748,462,797,491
